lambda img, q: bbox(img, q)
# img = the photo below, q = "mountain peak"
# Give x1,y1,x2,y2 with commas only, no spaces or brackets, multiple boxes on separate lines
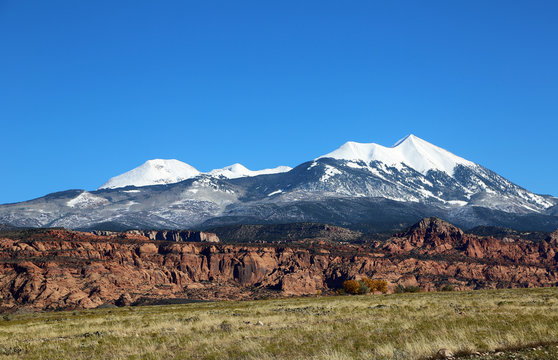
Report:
318,135,474,175
99,159,200,189
208,163,252,179
391,134,419,147
100,159,294,189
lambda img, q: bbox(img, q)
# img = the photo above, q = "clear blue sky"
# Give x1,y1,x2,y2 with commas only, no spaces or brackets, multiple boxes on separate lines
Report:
1,1,557,204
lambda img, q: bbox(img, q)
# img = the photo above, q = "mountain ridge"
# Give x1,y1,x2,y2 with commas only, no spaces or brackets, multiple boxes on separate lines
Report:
317,134,475,175
99,134,479,190
1,135,557,232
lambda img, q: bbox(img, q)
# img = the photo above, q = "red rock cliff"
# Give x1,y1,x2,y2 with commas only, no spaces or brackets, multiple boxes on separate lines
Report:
0,220,557,311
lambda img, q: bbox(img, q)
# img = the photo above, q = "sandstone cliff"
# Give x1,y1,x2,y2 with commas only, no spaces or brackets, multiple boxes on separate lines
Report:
93,229,219,243
0,219,557,311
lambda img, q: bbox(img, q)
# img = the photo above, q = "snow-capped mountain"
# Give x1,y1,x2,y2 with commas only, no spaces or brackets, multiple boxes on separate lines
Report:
100,159,200,189
318,134,474,175
1,135,557,232
305,134,553,212
99,160,292,189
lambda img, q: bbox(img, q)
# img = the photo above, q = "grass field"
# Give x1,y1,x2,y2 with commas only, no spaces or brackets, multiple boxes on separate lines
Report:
0,287,557,359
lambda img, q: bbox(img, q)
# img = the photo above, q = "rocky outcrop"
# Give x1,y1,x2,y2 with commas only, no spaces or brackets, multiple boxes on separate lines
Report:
92,229,219,243
386,218,558,266
0,220,557,312
392,217,464,251
128,230,219,243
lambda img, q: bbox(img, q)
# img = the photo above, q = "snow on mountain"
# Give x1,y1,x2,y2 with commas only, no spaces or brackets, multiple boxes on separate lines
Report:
99,160,292,189
66,191,109,209
99,159,200,189
2,134,557,232
317,134,474,175
208,163,292,179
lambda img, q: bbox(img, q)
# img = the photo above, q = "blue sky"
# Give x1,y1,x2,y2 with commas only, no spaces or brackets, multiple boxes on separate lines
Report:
1,1,557,204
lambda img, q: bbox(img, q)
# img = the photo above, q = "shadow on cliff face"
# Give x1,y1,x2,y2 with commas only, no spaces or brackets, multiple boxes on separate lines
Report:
324,271,348,289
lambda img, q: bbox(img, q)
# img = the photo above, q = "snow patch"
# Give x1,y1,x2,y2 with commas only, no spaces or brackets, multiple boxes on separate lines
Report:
267,190,283,196
447,200,468,206
307,161,318,170
368,167,387,181
320,165,342,182
67,192,109,209
345,161,365,169
208,163,291,179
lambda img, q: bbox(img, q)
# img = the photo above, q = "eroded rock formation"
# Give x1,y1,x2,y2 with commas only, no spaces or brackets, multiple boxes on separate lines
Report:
92,229,219,243
0,218,557,311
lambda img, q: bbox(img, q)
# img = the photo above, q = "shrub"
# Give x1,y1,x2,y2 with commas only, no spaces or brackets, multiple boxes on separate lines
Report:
362,278,388,293
342,280,360,295
361,277,374,290
375,280,388,293
357,281,370,294
440,284,455,292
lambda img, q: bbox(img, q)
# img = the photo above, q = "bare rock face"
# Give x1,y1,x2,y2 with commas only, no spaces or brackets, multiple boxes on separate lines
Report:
129,230,220,243
1,220,558,312
394,217,464,250
93,229,220,243
280,270,323,296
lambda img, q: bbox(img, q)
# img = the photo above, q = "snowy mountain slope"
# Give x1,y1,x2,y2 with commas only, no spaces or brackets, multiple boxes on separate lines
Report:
0,175,242,230
99,159,200,189
310,135,552,212
317,134,474,175
99,160,292,189
1,135,556,232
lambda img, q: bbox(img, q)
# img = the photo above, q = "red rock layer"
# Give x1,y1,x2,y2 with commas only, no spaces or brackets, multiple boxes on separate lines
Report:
0,219,557,311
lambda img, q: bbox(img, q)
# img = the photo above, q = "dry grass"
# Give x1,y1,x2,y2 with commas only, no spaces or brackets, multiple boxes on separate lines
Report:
0,287,557,359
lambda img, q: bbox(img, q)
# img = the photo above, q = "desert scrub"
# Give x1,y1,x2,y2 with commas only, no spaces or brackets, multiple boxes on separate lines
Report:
343,278,388,295
440,284,455,292
361,278,388,293
0,288,557,359
342,279,361,294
